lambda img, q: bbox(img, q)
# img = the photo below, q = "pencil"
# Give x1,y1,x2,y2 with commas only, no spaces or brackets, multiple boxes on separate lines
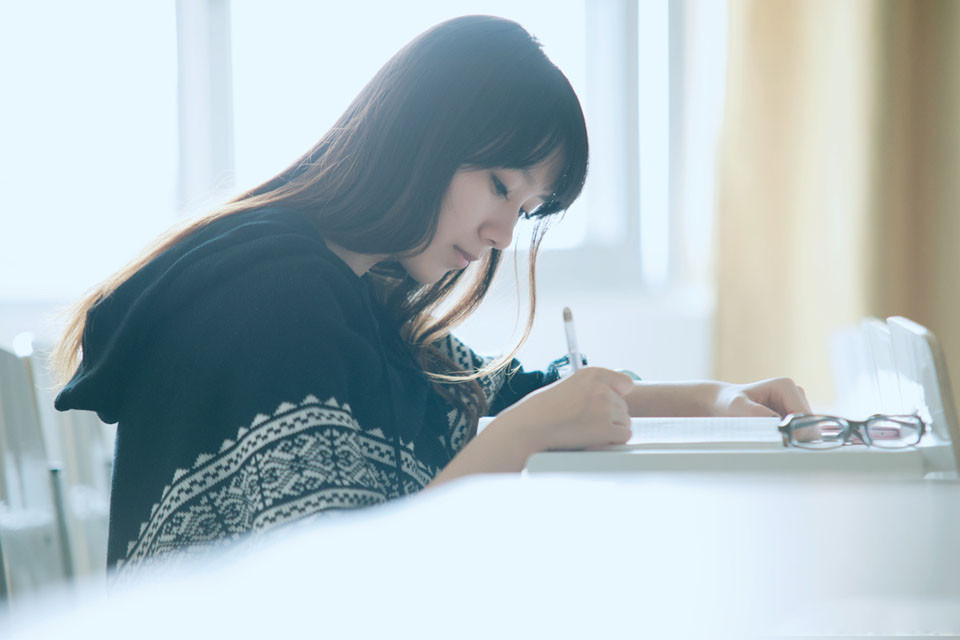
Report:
563,306,582,373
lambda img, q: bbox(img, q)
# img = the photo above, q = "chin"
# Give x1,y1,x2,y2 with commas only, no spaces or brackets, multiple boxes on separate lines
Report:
400,262,447,286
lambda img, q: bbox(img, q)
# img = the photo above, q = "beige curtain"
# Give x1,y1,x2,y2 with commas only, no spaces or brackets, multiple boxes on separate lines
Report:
716,0,960,407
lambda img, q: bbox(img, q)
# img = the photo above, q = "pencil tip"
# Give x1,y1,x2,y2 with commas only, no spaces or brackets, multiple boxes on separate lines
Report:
563,307,573,322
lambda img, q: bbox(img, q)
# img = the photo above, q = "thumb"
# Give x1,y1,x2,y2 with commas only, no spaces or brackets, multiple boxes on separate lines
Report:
593,368,635,396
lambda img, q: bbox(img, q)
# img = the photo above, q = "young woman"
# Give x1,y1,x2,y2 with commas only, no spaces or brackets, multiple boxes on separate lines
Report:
53,15,809,572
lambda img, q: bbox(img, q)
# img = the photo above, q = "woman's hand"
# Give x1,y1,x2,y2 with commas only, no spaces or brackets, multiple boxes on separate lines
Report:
425,367,634,488
489,367,636,452
428,372,811,489
624,377,812,418
706,377,811,418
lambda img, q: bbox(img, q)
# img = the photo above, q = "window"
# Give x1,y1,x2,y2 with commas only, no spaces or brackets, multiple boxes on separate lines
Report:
0,1,178,301
195,1,728,297
207,1,681,291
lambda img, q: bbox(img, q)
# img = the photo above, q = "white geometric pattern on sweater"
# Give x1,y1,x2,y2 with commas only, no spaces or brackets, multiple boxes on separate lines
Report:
119,339,515,571
434,334,511,452
119,395,435,570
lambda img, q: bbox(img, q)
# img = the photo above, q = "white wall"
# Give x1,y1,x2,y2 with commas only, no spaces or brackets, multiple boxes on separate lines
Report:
0,302,69,355
453,250,715,380
459,289,715,381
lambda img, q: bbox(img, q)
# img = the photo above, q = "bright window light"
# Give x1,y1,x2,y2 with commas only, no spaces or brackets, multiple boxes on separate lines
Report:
0,1,178,301
637,0,670,288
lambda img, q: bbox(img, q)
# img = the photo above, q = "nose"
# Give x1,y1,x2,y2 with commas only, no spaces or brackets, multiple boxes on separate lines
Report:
480,207,518,250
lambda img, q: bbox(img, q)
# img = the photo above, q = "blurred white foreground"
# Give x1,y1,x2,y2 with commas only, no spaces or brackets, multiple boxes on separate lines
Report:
3,473,959,638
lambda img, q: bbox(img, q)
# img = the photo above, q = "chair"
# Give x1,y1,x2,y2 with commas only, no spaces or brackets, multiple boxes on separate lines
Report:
888,316,960,474
828,324,876,418
862,317,905,415
0,346,71,606
24,345,111,580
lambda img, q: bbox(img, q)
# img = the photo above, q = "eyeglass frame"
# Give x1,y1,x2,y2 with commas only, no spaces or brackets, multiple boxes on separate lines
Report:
777,413,926,449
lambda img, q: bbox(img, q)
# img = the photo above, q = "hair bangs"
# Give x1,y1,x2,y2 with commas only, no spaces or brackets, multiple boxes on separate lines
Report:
463,81,587,219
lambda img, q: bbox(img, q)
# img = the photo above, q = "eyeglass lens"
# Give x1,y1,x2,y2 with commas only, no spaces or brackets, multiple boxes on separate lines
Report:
864,416,923,449
788,417,848,449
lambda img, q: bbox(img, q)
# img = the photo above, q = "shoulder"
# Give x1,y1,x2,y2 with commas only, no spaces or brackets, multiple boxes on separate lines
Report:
58,206,379,422
143,206,383,381
141,210,385,415
160,206,368,324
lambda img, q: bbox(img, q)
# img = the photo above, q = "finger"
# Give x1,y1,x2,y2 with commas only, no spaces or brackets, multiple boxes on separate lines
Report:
777,378,811,415
797,385,812,414
583,367,635,396
585,424,631,449
747,377,809,416
741,399,780,418
608,392,631,427
612,423,631,444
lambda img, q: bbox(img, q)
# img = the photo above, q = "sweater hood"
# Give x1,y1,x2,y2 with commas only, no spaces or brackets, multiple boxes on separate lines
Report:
54,207,356,423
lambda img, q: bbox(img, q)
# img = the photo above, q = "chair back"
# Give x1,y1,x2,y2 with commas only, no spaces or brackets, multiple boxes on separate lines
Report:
888,316,960,470
25,347,111,578
0,346,70,602
862,317,904,414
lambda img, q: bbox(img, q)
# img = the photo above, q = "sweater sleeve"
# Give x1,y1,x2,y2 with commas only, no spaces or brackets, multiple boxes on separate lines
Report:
433,334,572,416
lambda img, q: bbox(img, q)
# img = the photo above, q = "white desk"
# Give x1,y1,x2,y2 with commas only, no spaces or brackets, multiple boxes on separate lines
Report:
476,417,956,478
526,438,958,478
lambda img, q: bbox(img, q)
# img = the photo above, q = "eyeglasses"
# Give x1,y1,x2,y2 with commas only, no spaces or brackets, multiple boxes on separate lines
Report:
778,413,925,449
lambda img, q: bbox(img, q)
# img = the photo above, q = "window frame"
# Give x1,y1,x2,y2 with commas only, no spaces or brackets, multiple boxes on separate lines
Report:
176,0,687,293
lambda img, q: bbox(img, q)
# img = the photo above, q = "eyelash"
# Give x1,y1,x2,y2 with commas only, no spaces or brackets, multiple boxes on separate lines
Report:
491,174,532,220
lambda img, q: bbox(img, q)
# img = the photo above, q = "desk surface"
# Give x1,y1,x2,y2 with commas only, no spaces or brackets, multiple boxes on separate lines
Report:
7,474,960,638
526,437,958,478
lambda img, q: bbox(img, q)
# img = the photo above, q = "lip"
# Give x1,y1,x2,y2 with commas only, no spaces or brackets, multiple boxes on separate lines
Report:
456,246,480,262
454,246,479,266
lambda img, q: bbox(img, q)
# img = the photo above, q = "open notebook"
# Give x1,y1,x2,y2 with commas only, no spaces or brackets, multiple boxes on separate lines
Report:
608,417,784,450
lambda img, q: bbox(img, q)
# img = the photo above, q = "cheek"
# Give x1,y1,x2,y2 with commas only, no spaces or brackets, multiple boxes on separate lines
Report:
433,171,491,240
433,201,470,240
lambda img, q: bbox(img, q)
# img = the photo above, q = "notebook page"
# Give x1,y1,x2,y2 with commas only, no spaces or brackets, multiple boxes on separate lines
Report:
626,417,783,447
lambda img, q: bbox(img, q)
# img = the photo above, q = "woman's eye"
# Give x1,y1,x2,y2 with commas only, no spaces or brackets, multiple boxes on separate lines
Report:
491,174,509,198
491,173,537,219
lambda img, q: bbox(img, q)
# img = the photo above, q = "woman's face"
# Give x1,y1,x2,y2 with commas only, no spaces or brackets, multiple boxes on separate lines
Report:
400,159,558,285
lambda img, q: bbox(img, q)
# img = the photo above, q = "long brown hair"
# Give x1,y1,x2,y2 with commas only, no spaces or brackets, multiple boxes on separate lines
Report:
54,15,589,435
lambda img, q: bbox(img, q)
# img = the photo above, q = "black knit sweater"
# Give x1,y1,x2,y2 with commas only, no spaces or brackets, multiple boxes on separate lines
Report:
55,207,559,571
